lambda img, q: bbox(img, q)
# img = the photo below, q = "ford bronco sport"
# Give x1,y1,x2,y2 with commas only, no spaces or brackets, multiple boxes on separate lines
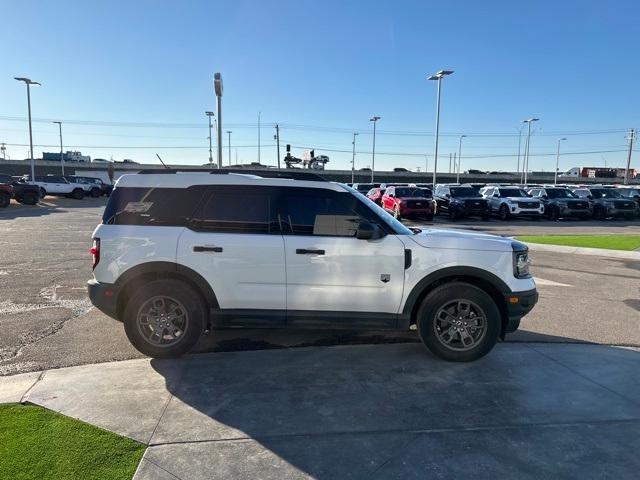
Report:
88,170,537,362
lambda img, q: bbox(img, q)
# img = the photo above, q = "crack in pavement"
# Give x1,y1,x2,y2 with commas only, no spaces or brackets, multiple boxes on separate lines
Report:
0,283,93,365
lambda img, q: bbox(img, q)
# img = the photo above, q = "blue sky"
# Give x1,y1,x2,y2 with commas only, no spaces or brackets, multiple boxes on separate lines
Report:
1,0,638,172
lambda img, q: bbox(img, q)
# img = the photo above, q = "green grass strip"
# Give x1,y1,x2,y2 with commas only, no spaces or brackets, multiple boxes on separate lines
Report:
516,234,640,251
0,403,145,480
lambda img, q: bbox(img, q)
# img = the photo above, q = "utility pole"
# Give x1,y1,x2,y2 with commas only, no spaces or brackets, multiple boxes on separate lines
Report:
624,129,636,185
522,118,539,185
274,124,281,169
226,131,232,166
370,116,381,183
205,112,214,165
257,111,261,164
213,73,223,168
457,135,466,183
351,132,358,184
453,152,457,182
0,143,6,160
554,137,566,185
516,124,525,175
449,153,452,174
425,155,428,174
53,121,64,175
14,77,41,181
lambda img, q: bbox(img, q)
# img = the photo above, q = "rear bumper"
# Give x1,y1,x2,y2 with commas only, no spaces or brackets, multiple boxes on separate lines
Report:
399,206,434,215
87,279,119,321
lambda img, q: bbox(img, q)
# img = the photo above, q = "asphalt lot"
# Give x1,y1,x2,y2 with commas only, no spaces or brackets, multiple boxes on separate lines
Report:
1,196,639,375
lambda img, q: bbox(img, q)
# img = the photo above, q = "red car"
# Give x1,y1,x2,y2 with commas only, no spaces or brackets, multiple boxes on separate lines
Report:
381,186,434,220
366,187,385,205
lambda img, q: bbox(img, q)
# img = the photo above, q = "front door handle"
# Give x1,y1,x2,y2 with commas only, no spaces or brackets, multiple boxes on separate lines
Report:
296,248,325,255
193,246,223,253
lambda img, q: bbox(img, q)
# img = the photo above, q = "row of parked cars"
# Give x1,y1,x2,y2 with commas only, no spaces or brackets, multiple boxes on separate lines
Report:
352,182,640,221
0,174,113,208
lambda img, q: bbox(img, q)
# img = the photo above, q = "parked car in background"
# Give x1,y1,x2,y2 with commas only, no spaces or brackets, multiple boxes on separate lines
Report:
527,187,591,220
366,187,386,206
571,187,638,220
483,186,544,220
381,186,435,220
66,175,113,197
617,187,640,209
30,175,88,199
352,183,377,194
0,173,40,205
434,185,490,220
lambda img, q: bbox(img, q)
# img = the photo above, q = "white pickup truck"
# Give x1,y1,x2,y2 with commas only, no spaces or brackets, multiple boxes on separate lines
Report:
29,175,91,199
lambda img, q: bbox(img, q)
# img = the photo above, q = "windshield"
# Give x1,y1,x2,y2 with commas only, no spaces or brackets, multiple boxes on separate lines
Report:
546,189,577,199
394,187,426,198
590,189,621,199
450,187,481,198
500,188,526,197
343,185,413,235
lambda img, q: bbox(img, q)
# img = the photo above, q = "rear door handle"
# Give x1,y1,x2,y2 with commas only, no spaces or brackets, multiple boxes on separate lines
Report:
193,246,223,253
296,248,325,255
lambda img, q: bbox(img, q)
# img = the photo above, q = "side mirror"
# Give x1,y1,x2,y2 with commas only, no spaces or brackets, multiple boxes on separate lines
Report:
541,194,548,200
356,222,384,240
445,193,451,199
387,193,394,197
493,193,499,198
587,195,593,200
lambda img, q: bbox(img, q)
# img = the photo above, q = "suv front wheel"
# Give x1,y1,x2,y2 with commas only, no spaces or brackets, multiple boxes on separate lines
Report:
416,282,501,362
123,279,206,358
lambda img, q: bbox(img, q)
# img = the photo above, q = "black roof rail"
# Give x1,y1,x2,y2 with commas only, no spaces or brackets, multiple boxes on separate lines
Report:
137,168,327,181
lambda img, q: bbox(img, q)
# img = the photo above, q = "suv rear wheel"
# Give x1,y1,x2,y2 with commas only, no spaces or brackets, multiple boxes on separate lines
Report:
416,282,501,362
90,187,101,198
499,204,510,221
123,279,206,358
71,188,85,200
20,191,38,205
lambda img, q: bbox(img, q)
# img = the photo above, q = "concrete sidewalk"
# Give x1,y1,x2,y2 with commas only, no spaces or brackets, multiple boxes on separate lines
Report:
3,343,640,479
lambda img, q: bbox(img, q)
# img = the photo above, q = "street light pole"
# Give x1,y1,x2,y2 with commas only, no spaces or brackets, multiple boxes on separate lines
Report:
624,129,636,185
457,134,466,183
554,137,566,185
427,70,454,190
53,121,64,176
274,124,281,169
521,118,539,185
516,124,525,176
257,111,261,164
213,73,223,168
351,132,358,184
226,131,232,166
205,111,214,165
15,77,41,181
369,116,380,183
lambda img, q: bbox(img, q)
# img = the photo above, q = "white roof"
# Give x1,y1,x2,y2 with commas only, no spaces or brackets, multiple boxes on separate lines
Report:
115,172,346,192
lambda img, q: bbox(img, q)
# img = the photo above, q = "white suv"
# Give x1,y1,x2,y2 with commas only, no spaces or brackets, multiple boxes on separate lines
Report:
88,170,538,362
483,186,545,220
30,175,90,199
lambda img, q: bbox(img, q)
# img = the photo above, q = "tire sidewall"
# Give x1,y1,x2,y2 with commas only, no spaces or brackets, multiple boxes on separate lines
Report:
499,204,509,221
416,282,501,362
123,279,206,358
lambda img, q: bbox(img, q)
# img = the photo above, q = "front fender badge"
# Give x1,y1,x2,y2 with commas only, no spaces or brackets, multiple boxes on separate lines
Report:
380,274,391,283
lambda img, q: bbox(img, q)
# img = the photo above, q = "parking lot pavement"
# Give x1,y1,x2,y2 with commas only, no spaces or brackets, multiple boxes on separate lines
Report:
1,197,639,375
3,342,640,479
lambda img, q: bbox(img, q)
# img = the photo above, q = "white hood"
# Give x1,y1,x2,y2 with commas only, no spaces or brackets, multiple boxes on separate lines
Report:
407,228,514,252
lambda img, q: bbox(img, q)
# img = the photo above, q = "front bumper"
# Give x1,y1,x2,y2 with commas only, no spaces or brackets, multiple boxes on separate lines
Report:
87,279,119,320
505,288,538,322
399,206,434,216
559,206,592,217
605,207,637,217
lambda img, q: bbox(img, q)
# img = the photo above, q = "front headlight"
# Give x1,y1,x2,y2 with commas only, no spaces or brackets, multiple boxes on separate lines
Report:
511,241,531,278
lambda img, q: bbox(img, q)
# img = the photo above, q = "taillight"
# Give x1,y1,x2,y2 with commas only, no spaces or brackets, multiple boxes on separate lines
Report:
90,238,100,270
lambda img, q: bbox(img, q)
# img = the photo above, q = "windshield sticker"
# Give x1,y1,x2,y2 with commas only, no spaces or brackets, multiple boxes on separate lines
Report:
124,202,152,213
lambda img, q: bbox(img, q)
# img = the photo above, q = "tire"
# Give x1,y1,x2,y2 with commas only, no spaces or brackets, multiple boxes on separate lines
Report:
0,192,9,208
90,187,101,198
416,282,501,362
39,188,46,199
19,191,38,205
123,279,206,358
499,204,510,221
547,205,559,221
449,208,458,221
71,188,85,200
592,206,604,220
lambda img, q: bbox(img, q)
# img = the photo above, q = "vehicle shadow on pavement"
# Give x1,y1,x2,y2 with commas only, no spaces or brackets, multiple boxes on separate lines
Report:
145,341,640,479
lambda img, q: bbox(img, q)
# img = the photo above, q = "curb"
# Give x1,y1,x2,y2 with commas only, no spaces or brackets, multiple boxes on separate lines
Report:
524,242,640,260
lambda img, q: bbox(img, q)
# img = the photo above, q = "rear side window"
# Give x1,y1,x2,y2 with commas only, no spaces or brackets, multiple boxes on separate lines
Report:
191,190,274,234
103,186,207,226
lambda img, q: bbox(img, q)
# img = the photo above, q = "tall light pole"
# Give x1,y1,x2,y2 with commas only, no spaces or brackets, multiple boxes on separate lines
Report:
516,123,526,176
14,77,41,181
427,70,454,189
214,73,223,168
205,111,214,165
522,118,539,185
274,124,281,169
52,121,64,176
351,132,358,184
257,111,261,164
624,129,636,185
554,137,566,185
226,131,232,166
369,116,380,183
457,134,466,183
